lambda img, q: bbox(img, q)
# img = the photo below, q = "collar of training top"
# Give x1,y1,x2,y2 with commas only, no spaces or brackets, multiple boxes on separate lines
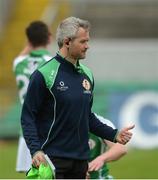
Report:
55,53,81,71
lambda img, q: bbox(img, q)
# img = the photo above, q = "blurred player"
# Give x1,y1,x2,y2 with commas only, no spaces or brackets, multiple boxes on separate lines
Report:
13,20,52,172
88,114,127,179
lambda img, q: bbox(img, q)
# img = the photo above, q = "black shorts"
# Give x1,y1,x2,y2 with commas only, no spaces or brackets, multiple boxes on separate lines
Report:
50,157,88,179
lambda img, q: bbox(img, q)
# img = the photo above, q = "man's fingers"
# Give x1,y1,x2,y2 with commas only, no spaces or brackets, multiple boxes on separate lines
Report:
121,131,132,137
123,135,131,141
89,164,98,171
88,163,94,171
124,124,135,131
32,151,47,168
118,125,134,144
89,162,98,171
32,159,40,168
124,131,133,137
39,155,47,165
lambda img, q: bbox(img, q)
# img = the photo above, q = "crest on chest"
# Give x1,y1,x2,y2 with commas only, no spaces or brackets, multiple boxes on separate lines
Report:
82,79,91,94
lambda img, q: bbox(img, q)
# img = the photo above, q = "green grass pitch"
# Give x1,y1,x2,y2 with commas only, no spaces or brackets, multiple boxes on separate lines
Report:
0,140,158,179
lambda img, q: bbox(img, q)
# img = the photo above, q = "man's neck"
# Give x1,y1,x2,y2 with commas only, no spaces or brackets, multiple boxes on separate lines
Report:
59,49,77,65
32,45,47,51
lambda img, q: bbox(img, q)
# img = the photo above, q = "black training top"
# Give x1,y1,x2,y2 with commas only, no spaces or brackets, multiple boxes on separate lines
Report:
21,53,117,160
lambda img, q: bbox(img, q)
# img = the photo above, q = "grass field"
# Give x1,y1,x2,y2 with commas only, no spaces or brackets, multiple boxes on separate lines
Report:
109,148,158,179
0,140,158,179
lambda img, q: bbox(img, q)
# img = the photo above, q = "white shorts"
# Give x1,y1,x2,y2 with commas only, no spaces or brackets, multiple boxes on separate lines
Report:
16,136,32,172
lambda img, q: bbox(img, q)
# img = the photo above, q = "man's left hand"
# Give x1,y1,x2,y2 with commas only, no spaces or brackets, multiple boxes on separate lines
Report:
116,125,135,144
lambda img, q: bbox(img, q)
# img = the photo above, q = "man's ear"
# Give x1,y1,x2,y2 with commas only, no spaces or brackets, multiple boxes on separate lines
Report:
66,41,69,46
64,38,71,46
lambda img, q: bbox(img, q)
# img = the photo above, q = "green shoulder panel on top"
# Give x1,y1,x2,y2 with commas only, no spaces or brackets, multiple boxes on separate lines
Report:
79,63,93,84
38,58,60,89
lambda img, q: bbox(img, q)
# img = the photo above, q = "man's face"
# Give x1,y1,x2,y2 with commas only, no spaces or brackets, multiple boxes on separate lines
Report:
69,27,89,60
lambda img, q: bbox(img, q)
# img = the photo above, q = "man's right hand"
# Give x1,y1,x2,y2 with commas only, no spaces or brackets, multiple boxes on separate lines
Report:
32,150,47,168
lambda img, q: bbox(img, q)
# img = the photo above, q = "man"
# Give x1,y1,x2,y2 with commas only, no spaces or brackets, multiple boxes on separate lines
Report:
88,114,127,179
21,17,134,179
13,20,52,172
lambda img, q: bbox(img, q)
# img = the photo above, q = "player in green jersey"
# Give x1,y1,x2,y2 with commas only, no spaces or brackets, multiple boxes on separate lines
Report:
13,21,52,172
88,114,127,179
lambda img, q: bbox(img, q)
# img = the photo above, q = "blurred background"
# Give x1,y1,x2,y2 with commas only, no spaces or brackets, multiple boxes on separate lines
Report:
0,0,158,178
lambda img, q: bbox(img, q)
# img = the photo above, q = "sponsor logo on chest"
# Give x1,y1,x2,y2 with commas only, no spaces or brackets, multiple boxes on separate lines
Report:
57,81,68,91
